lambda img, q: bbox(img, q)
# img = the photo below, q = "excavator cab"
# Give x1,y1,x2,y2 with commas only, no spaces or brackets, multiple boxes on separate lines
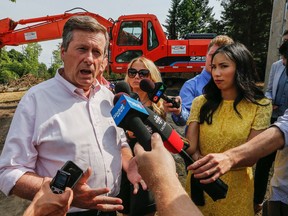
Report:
111,20,143,72
117,21,143,46
110,14,165,74
114,21,144,64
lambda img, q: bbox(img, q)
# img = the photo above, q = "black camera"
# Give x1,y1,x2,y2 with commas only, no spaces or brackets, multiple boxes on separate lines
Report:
61,160,84,188
50,161,84,194
50,169,71,194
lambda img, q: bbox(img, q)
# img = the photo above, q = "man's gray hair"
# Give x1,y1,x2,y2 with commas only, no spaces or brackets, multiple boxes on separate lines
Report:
62,15,109,56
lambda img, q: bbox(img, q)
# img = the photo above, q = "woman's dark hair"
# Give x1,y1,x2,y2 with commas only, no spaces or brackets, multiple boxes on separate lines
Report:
200,42,268,124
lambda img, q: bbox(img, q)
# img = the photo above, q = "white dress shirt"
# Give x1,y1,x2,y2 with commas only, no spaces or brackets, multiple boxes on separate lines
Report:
0,71,129,199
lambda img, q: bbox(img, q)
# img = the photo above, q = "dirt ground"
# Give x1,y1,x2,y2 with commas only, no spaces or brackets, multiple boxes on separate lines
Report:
0,91,32,216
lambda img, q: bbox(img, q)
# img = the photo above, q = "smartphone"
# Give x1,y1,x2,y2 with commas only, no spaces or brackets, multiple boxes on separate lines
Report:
60,160,83,188
50,169,71,194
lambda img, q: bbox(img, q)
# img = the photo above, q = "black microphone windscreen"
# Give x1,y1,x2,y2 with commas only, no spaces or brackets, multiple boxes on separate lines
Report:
130,92,140,100
140,78,155,93
114,81,131,95
113,92,129,105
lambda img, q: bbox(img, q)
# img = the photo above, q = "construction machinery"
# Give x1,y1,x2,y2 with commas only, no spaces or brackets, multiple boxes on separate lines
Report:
0,8,215,86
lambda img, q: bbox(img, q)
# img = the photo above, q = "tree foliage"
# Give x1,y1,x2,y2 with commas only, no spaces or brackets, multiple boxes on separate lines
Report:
0,49,19,84
0,43,45,84
220,0,273,80
164,0,216,38
22,43,42,76
164,0,272,81
178,0,215,36
48,43,62,78
163,0,181,39
0,42,61,84
0,69,19,84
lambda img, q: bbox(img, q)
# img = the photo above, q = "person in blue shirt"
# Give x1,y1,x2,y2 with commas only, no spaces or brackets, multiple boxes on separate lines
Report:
164,35,234,127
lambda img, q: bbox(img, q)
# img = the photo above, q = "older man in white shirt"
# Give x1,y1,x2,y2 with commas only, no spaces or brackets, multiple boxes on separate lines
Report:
0,15,140,216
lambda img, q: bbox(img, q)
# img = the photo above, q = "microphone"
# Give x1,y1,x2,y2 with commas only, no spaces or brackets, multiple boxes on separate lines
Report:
111,93,151,151
140,78,180,108
112,89,186,155
112,83,228,201
143,107,185,153
114,81,139,100
114,81,131,95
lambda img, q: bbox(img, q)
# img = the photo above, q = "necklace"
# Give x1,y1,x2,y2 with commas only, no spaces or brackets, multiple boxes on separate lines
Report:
141,97,150,105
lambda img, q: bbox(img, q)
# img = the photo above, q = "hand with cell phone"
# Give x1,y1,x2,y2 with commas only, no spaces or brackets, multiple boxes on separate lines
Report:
51,161,124,212
50,161,83,194
50,170,71,194
24,177,73,216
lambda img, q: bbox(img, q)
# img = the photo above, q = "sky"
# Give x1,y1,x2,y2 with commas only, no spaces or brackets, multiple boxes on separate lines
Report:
1,0,222,67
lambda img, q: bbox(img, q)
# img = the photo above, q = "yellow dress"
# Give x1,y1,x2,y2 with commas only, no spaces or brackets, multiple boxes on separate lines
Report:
186,95,272,216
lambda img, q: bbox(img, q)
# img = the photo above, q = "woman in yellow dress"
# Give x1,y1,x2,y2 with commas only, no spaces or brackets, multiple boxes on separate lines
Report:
185,42,272,215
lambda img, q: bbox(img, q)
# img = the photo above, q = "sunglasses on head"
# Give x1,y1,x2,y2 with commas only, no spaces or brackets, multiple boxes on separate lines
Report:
128,68,150,79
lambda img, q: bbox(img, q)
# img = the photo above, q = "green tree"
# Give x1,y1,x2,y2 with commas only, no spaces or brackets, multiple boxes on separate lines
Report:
164,0,216,38
4,61,26,78
220,0,273,80
48,43,62,77
163,0,181,39
0,48,22,84
38,63,48,78
4,49,26,77
0,69,19,84
7,48,25,63
178,0,215,37
0,48,11,64
22,43,42,76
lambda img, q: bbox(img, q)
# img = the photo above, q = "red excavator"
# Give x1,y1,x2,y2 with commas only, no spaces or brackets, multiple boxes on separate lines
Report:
0,8,215,86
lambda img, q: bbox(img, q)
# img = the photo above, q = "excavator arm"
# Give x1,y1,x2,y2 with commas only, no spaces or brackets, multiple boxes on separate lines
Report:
0,8,113,48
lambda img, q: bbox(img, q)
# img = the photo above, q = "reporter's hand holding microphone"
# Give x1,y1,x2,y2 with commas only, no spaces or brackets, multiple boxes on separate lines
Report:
139,78,182,112
133,133,176,189
163,95,182,115
133,133,204,216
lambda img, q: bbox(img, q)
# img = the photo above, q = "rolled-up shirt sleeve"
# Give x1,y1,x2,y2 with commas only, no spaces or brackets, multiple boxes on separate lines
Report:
273,109,288,148
0,93,38,195
0,73,127,199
